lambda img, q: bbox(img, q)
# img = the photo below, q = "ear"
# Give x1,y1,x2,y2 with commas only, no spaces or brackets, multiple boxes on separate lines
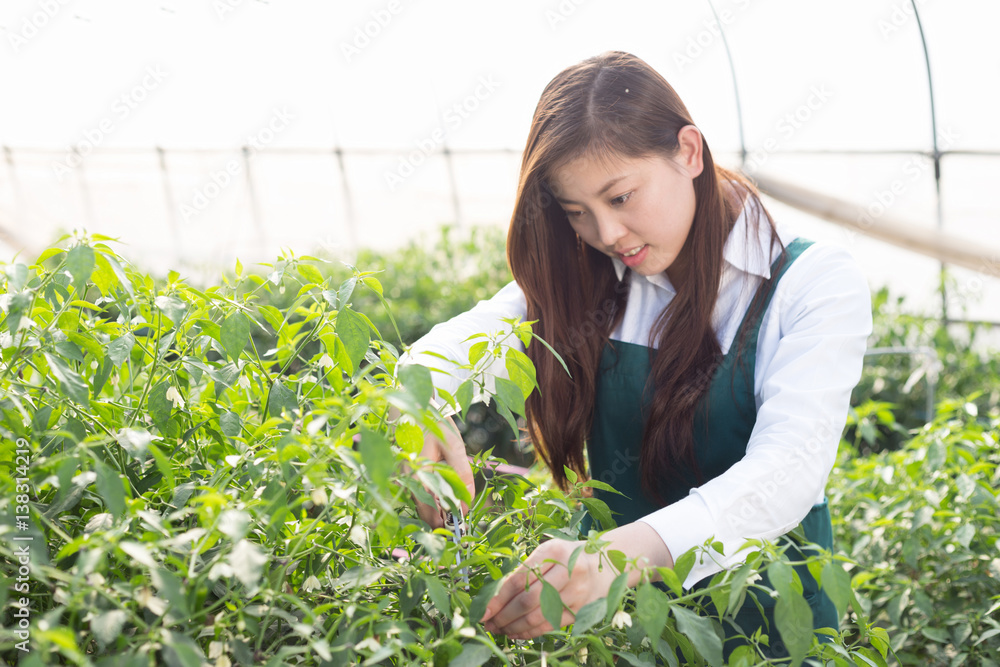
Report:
675,125,705,179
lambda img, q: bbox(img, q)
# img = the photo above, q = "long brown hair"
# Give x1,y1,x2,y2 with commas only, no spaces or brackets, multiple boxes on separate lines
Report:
506,51,781,504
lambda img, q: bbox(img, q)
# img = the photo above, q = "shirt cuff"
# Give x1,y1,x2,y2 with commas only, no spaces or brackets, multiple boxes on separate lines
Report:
636,493,742,590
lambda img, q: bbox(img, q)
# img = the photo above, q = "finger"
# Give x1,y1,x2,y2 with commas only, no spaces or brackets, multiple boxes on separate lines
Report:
482,555,569,628
494,607,578,640
480,558,551,624
413,491,445,529
483,542,572,623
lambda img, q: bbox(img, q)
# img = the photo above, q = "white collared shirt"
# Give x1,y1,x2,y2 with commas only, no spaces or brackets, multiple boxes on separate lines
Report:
402,195,873,589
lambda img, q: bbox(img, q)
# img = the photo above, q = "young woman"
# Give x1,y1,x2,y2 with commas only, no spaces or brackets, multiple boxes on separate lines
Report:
400,50,872,659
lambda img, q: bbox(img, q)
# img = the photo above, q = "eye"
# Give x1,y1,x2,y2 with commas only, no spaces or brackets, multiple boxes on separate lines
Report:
563,209,585,219
611,192,632,206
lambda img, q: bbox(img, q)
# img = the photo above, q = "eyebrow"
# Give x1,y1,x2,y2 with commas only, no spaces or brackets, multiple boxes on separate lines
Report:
553,174,631,205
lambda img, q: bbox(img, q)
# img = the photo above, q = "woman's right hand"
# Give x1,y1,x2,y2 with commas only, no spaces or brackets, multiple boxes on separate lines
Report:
403,412,477,530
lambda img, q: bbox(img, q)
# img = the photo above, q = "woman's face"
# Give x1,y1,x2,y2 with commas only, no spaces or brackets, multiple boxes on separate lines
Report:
547,125,704,286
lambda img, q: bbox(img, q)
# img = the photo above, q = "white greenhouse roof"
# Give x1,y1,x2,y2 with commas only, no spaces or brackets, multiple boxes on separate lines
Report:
1,0,998,323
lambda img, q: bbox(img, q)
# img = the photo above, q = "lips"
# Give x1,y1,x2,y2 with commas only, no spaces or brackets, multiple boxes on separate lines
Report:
619,244,646,257
617,244,648,268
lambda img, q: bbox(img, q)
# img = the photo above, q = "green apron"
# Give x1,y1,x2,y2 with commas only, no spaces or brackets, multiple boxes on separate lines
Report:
582,238,839,660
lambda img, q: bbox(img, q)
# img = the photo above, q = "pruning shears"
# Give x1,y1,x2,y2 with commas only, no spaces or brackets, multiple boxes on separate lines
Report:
445,510,471,590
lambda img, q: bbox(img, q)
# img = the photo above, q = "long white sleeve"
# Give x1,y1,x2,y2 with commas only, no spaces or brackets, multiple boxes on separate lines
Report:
398,280,529,409
636,243,873,588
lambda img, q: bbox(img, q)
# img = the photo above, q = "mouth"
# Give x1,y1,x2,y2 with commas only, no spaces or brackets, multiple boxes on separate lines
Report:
618,244,646,258
617,244,649,268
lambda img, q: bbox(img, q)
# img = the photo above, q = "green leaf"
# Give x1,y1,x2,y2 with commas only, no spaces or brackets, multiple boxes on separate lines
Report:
659,566,684,597
539,579,565,632
504,347,538,397
636,583,669,642
571,597,608,636
672,605,724,667
614,652,656,667
161,630,208,667
494,377,525,416
469,577,502,623
106,332,135,367
450,644,492,667
4,262,28,291
468,340,489,366
455,379,474,418
99,251,135,299
66,245,95,294
4,292,31,334
228,539,268,590
422,575,450,616
400,577,426,616
337,276,358,308
393,421,423,455
154,295,187,327
220,410,242,437
362,275,383,296
94,460,126,518
209,362,240,398
767,558,793,599
257,304,285,333
336,307,370,372
267,379,297,419
296,263,325,285
671,549,696,585
414,531,446,562
775,592,813,667
920,626,950,643
604,572,629,623
148,381,172,429
493,401,519,437
91,609,127,647
581,478,628,496
398,363,434,408
360,428,395,491
530,331,572,378
220,311,251,361
581,497,617,531
820,560,851,621
44,353,89,405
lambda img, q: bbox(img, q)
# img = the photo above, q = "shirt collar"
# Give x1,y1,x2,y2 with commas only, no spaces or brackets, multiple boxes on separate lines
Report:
610,192,774,289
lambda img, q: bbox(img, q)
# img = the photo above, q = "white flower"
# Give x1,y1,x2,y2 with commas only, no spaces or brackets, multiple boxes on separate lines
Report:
165,385,185,409
747,572,762,585
318,353,334,369
208,642,224,659
577,646,588,662
301,575,322,592
611,610,632,630
354,637,381,653
310,487,328,506
215,657,231,667
459,627,476,638
238,375,251,390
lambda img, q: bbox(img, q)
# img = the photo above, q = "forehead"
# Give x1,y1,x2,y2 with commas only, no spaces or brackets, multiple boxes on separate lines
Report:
547,151,663,196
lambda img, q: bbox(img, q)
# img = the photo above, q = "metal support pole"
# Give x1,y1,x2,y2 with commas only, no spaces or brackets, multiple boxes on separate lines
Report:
156,147,182,267
241,146,267,256
865,346,941,422
333,146,358,251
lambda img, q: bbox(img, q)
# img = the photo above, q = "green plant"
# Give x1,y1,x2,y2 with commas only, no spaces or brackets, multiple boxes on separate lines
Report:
832,398,1000,665
0,234,885,666
850,285,1000,453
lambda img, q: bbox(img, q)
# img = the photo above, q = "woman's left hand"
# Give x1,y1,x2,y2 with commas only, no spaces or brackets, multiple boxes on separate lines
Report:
480,538,618,639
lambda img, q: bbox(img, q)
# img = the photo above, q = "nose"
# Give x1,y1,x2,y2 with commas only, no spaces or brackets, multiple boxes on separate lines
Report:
594,214,628,249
